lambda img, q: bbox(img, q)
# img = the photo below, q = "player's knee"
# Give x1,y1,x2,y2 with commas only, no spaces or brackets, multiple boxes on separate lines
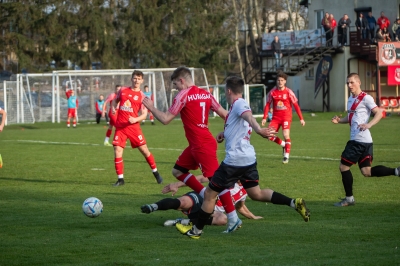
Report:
171,168,181,178
361,169,372,177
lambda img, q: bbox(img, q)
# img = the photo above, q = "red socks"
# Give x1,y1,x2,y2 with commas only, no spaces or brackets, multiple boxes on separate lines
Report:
176,173,204,194
114,157,123,175
284,139,291,154
218,190,236,214
106,129,112,138
145,153,157,170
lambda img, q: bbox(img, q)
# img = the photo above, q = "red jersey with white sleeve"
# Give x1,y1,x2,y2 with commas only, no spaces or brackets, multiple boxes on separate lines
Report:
214,183,247,213
168,86,221,148
263,86,303,121
115,87,146,128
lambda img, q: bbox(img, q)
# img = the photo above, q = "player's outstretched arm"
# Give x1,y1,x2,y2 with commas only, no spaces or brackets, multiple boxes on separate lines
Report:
331,114,347,124
241,112,277,138
235,201,263,220
215,106,228,120
142,97,175,125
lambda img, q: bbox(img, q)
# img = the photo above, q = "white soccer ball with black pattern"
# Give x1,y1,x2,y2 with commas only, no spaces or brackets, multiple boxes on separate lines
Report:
82,197,103,218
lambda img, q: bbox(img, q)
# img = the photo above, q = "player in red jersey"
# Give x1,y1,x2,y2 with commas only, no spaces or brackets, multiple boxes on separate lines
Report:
261,71,305,164
142,66,241,233
111,71,163,186
102,85,121,146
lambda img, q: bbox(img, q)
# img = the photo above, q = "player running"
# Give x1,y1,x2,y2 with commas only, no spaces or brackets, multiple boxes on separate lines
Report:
261,71,305,164
102,85,121,146
66,89,78,128
141,180,263,227
111,71,163,186
176,76,310,239
331,73,400,207
142,66,240,233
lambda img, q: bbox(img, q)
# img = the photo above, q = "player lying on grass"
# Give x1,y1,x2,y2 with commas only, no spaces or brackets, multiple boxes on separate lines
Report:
141,181,262,227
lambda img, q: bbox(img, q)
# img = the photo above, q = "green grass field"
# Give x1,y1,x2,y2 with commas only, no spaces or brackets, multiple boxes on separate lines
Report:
0,112,399,266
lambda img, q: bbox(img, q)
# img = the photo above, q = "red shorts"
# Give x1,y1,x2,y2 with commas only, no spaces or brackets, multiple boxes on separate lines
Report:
112,125,146,148
176,143,219,178
269,116,292,131
67,108,77,118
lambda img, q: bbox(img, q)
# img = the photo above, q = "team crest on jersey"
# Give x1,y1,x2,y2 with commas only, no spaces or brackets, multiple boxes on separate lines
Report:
133,95,139,101
283,94,287,99
120,99,133,112
276,100,285,110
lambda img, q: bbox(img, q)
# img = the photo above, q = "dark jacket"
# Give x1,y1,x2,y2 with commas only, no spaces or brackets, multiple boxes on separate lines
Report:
355,17,368,29
271,40,282,54
338,18,351,33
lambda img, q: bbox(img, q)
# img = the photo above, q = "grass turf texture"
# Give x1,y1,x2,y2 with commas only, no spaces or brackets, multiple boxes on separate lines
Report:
0,112,399,265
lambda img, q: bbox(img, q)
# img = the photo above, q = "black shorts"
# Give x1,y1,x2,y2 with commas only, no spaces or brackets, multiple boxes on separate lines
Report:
208,161,259,193
182,191,203,219
341,140,373,168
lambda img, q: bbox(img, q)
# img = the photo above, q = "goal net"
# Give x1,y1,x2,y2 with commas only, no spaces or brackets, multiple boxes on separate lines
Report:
3,68,209,124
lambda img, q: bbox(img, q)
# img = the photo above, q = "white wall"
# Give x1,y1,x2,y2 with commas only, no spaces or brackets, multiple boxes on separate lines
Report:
286,47,361,112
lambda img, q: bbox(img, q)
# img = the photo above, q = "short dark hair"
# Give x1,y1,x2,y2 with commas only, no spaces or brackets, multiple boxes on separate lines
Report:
115,84,121,88
276,70,288,80
144,85,149,88
131,70,144,78
225,76,244,94
171,66,191,81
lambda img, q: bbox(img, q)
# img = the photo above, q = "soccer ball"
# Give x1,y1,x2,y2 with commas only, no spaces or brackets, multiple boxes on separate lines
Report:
82,197,103,218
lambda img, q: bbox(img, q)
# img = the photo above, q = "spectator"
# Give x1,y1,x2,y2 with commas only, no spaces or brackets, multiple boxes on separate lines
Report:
392,17,400,41
95,94,108,124
322,12,332,46
271,35,283,70
374,28,385,43
367,12,377,41
338,14,351,46
377,12,390,30
330,14,337,44
382,27,391,42
355,13,368,39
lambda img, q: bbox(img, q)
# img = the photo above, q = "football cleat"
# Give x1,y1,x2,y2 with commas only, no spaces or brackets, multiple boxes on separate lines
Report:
183,229,202,239
334,198,355,207
0,154,3,168
153,171,163,184
175,222,193,234
164,218,182,226
104,142,112,147
113,179,125,187
223,218,242,233
295,198,310,222
395,166,400,177
282,157,289,164
141,204,155,214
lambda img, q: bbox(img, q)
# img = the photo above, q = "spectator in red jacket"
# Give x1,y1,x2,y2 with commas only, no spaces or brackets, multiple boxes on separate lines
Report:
377,11,390,30
330,14,337,45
